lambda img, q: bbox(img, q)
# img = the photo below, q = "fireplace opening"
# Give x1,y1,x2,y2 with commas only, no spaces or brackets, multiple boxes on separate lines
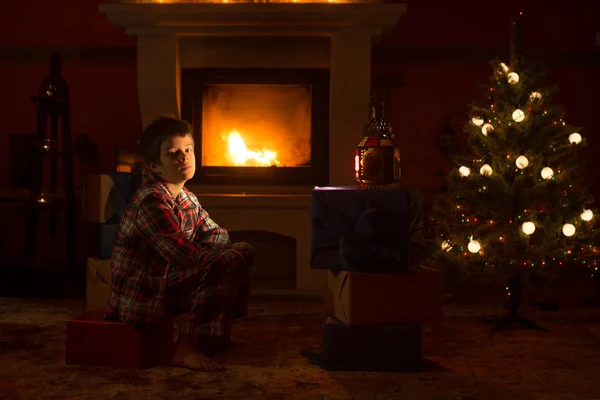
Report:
181,68,330,186
202,84,311,168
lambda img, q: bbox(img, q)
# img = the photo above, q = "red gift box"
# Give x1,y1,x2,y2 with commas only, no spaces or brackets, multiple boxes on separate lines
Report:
65,309,173,369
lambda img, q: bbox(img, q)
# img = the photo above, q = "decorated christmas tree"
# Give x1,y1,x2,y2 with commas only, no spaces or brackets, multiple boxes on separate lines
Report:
429,15,599,328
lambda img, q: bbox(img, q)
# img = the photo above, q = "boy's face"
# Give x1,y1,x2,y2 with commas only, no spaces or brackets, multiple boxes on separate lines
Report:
150,134,196,184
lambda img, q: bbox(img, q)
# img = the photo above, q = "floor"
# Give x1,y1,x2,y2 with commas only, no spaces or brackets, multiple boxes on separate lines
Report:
1,292,600,400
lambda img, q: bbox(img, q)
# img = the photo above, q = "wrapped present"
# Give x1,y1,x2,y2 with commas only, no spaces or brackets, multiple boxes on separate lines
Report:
83,172,143,223
321,317,421,372
310,186,424,273
324,266,443,326
89,223,118,259
86,258,112,312
65,309,172,369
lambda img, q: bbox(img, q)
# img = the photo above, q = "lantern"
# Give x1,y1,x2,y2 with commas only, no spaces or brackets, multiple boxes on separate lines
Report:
354,102,401,189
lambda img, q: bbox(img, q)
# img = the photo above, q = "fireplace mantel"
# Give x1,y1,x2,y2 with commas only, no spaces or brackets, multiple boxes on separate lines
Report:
99,2,406,36
98,1,407,291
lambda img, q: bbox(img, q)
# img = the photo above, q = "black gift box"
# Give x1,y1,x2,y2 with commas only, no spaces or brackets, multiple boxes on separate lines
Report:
90,223,118,260
320,317,422,372
106,172,143,222
310,186,423,273
87,173,142,259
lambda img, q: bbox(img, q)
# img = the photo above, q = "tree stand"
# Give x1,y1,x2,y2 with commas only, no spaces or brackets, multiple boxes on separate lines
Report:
485,275,550,332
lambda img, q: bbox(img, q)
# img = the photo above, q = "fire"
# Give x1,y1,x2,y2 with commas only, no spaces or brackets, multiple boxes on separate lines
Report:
226,130,280,167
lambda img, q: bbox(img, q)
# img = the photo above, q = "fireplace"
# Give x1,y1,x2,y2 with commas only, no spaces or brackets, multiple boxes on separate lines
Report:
99,0,406,292
181,68,330,186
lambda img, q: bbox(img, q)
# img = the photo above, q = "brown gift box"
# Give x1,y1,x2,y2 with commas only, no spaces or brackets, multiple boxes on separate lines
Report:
324,266,443,326
86,258,112,312
83,174,117,223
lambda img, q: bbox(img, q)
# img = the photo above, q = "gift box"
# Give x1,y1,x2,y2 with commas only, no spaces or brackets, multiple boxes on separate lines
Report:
86,258,112,312
324,266,443,326
89,223,118,259
310,186,424,273
83,173,143,223
65,309,172,369
320,317,421,372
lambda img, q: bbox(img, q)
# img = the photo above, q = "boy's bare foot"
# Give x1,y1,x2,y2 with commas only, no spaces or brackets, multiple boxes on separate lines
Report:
172,335,225,372
172,350,225,372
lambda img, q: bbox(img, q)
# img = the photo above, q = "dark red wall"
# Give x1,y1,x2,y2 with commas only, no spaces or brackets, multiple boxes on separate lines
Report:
0,0,140,188
1,0,599,191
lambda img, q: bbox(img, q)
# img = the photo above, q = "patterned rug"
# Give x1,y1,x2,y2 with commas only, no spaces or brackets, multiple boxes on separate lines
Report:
1,298,600,400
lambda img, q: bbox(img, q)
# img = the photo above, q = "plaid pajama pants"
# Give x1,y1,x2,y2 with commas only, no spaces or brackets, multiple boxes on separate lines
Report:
166,241,255,338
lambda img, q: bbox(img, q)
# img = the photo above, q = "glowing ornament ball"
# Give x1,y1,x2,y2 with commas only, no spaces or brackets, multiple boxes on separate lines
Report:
480,164,493,176
512,109,525,122
515,155,529,169
481,123,494,136
569,132,582,144
541,167,554,180
472,117,484,126
458,166,471,177
562,223,576,237
441,240,453,252
581,209,594,221
522,221,536,235
507,72,520,84
468,239,481,253
530,91,542,101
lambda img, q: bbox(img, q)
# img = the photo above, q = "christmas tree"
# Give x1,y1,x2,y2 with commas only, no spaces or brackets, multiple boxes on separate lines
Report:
429,15,599,324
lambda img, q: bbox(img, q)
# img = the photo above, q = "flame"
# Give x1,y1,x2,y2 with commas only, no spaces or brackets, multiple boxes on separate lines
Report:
226,130,280,166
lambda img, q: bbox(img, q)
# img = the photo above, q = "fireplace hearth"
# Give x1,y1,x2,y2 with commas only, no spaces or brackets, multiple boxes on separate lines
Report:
99,1,407,292
181,68,330,186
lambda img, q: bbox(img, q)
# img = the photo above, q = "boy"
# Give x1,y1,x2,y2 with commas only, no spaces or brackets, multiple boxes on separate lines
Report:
105,116,254,372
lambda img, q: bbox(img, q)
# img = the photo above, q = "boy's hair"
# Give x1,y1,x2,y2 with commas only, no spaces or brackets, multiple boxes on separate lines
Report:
140,116,194,166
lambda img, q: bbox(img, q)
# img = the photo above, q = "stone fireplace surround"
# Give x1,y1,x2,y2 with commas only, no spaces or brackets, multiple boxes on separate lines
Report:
99,1,406,293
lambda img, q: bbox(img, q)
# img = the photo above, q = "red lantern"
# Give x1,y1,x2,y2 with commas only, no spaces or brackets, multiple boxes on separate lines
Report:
355,102,401,189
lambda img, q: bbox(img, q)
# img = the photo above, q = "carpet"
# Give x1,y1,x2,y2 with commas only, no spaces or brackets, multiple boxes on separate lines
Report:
1,298,600,400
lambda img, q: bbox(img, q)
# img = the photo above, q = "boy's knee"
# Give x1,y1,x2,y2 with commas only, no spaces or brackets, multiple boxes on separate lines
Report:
221,248,249,275
229,242,255,267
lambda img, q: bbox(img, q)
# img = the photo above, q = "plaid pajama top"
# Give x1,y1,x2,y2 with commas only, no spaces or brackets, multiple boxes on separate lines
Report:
104,174,230,326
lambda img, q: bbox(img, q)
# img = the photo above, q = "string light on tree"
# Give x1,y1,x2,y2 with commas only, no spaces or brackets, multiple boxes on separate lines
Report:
481,123,494,136
522,221,536,235
569,132,582,144
563,223,576,237
430,24,600,323
540,166,554,179
512,109,525,122
515,154,529,169
581,209,594,221
507,72,520,84
468,237,481,253
480,164,493,176
458,166,471,177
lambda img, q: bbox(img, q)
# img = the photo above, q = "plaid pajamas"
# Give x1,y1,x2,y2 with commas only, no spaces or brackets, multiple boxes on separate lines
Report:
105,174,253,336
168,241,254,337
